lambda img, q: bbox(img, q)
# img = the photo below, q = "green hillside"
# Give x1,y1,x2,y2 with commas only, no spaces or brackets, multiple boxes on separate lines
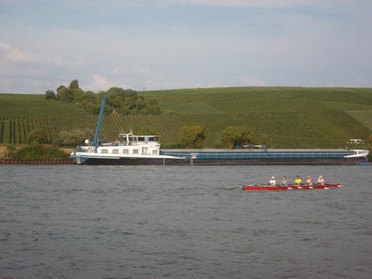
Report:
1,87,371,148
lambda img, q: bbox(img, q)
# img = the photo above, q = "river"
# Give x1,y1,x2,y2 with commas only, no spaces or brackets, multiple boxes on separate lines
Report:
0,165,371,279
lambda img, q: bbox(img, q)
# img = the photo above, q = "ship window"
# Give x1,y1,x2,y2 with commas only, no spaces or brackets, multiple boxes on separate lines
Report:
123,149,129,154
101,149,108,154
112,149,119,154
152,150,158,155
133,149,139,154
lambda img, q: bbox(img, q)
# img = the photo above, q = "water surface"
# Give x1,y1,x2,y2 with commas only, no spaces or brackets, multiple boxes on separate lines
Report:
1,165,371,279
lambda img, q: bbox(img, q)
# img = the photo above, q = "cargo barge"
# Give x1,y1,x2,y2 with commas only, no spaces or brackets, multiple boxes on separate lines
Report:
159,149,369,165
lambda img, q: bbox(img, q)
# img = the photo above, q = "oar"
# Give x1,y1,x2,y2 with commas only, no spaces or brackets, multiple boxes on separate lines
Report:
225,185,243,190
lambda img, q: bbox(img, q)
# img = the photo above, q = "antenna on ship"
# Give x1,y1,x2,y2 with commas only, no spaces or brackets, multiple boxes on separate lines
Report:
93,95,107,150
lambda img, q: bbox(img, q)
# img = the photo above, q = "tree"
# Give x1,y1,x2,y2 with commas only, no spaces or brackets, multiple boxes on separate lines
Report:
220,126,255,149
27,128,49,144
119,96,136,114
83,91,98,103
56,85,73,102
54,128,94,146
178,125,207,148
51,82,159,116
111,96,122,108
107,87,122,99
71,87,84,102
79,91,99,112
135,96,146,112
69,79,79,89
45,90,56,100
144,99,161,114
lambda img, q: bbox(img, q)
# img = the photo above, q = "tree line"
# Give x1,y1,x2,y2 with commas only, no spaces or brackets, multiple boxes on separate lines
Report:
176,125,258,149
45,79,160,115
51,125,259,149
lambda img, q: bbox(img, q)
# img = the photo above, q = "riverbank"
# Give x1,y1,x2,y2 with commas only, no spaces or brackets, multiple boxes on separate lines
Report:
0,145,6,155
0,158,74,164
0,145,74,164
1,146,369,165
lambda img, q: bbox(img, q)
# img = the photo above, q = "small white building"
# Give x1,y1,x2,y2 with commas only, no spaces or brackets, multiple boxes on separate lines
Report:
348,139,364,144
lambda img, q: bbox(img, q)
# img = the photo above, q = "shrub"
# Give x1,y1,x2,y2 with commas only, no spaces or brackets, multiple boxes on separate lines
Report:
27,128,49,144
10,143,69,160
178,125,207,148
220,126,255,149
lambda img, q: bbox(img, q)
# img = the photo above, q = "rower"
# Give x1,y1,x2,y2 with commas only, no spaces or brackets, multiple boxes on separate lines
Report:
305,176,313,186
269,176,276,186
280,176,288,186
316,175,325,185
294,175,302,186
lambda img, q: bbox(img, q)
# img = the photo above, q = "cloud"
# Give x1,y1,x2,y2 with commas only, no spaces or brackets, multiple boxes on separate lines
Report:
1,0,371,93
83,74,111,92
235,76,267,86
0,42,33,62
112,65,151,78
0,40,84,68
160,0,363,9
80,0,365,9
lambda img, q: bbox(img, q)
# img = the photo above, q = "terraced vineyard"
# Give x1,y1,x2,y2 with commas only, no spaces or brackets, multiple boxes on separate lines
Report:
346,110,372,131
1,87,371,148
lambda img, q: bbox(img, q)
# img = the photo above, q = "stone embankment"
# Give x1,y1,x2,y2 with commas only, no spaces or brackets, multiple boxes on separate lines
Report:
0,158,74,164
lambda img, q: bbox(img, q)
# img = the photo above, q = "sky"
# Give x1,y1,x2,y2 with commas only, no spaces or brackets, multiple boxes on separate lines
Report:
1,0,372,94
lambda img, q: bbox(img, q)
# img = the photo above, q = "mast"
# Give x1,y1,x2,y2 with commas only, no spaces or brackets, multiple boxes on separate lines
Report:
93,95,106,148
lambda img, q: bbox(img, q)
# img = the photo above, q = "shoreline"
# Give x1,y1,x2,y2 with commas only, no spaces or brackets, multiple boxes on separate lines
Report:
1,147,369,165
0,158,74,165
0,158,368,165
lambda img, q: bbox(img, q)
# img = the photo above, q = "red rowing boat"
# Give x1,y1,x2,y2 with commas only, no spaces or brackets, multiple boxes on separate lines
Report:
242,183,342,191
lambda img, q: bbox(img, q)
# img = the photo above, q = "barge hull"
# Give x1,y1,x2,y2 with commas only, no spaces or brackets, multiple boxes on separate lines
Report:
79,157,365,165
